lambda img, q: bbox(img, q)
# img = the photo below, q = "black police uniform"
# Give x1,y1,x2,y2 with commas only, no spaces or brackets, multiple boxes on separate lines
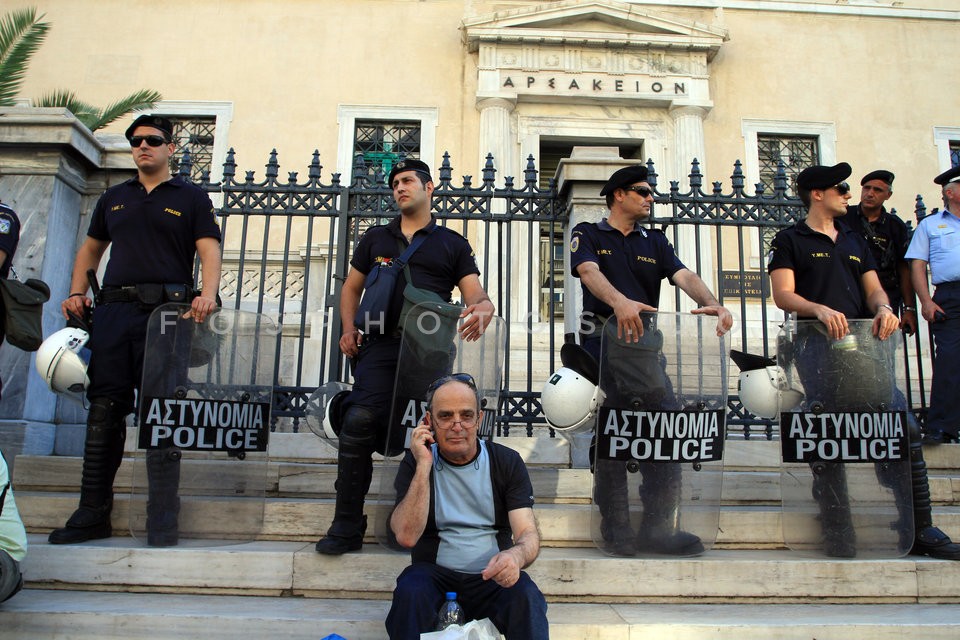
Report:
768,218,960,558
838,205,911,309
767,220,881,556
319,216,479,551
570,218,685,323
569,218,702,555
768,220,876,320
0,202,22,398
49,176,220,546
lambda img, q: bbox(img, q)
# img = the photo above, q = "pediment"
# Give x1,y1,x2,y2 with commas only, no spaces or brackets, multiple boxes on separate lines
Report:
463,0,727,56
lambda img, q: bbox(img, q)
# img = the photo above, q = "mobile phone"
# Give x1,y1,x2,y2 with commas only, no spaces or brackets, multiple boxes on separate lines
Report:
935,310,947,323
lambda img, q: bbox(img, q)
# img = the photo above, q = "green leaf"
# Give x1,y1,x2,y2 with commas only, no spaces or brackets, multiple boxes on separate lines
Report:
0,7,51,106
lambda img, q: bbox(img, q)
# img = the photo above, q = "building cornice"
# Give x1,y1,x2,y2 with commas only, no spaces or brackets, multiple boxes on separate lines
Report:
620,0,959,22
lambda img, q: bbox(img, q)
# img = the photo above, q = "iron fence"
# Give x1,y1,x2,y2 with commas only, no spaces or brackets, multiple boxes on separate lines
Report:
178,151,937,440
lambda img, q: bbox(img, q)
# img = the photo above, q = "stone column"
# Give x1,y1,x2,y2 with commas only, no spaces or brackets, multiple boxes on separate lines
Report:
669,104,715,311
475,97,517,317
0,107,134,461
670,105,708,181
477,97,518,184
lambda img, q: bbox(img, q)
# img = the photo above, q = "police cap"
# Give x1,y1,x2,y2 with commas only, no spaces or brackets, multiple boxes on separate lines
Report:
796,162,852,190
860,170,894,186
730,349,776,373
387,158,432,186
599,165,649,196
934,165,960,186
124,114,174,141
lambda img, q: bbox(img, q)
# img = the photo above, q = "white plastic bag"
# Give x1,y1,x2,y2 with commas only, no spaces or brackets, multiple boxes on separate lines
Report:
420,617,503,640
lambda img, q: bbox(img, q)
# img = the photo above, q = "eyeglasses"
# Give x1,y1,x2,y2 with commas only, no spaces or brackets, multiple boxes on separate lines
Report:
623,185,654,198
430,411,479,431
830,182,851,195
128,135,168,148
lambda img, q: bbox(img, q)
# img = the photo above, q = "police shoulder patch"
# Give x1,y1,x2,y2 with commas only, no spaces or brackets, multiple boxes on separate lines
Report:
0,216,11,235
570,236,580,253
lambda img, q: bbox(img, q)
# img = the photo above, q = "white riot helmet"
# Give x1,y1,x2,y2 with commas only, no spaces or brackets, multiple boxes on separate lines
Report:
731,350,803,420
35,327,91,395
541,343,604,433
305,381,352,448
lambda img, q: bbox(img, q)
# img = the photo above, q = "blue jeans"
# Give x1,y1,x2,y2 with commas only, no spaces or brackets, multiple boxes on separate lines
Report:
385,562,549,640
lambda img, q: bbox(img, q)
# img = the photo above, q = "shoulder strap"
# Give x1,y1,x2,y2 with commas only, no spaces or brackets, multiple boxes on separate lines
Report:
394,222,436,268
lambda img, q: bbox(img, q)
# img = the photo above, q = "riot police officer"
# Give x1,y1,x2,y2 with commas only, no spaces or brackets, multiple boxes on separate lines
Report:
48,115,221,546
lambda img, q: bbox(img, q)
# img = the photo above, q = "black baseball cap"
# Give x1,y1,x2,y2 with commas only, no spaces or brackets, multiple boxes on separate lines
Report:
860,170,894,186
387,158,432,186
599,165,649,196
796,162,852,190
125,114,174,141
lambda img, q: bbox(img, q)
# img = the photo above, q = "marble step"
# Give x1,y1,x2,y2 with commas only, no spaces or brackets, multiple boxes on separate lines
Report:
20,492,960,549
14,454,960,505
18,536,960,603
33,431,960,471
5,590,960,640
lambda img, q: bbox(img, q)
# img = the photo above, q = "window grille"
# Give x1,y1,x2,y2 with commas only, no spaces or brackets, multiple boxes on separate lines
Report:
757,134,820,196
168,116,216,181
354,120,421,179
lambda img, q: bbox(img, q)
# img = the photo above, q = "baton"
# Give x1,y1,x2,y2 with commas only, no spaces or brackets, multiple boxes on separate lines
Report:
86,269,101,303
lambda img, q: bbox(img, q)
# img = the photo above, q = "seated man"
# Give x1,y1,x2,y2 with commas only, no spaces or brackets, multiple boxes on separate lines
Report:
1,449,27,604
386,374,548,639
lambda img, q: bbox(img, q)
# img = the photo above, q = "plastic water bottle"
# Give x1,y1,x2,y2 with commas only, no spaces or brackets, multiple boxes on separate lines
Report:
435,591,464,630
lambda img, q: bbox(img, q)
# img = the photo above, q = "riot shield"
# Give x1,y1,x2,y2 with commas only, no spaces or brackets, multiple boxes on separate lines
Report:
593,312,727,557
372,302,506,550
778,318,911,558
129,303,278,547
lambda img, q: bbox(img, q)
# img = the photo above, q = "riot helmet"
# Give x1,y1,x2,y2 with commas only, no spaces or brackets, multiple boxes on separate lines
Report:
35,327,91,395
540,366,604,432
731,349,803,420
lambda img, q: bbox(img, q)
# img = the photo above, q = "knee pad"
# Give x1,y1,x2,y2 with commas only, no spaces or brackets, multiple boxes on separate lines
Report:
339,405,381,452
88,397,130,431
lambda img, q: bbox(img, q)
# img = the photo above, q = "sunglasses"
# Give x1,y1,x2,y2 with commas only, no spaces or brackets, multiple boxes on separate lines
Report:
128,135,168,148
427,372,477,394
830,182,851,195
623,185,654,198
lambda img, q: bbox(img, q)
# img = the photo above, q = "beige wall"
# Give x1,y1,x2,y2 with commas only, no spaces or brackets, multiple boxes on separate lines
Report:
17,0,959,209
707,8,958,212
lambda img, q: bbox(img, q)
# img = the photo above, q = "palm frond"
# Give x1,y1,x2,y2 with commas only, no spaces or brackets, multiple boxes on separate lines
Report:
34,90,100,124
91,89,162,131
0,7,51,106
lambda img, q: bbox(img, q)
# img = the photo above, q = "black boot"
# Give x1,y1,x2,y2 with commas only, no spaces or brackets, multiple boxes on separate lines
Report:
908,437,960,560
49,398,127,544
635,463,704,556
875,459,914,554
594,459,636,556
146,447,181,547
812,462,857,558
316,406,376,555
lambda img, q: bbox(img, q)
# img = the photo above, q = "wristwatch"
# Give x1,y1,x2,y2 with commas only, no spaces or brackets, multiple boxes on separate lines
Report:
878,303,894,313
902,306,916,312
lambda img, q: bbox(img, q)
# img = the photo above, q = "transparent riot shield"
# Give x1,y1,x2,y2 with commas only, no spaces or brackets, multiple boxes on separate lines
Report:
593,312,727,557
778,318,911,558
373,301,506,550
129,304,278,547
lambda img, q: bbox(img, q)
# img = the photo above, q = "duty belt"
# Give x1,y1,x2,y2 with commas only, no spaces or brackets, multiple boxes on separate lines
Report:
97,283,194,305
